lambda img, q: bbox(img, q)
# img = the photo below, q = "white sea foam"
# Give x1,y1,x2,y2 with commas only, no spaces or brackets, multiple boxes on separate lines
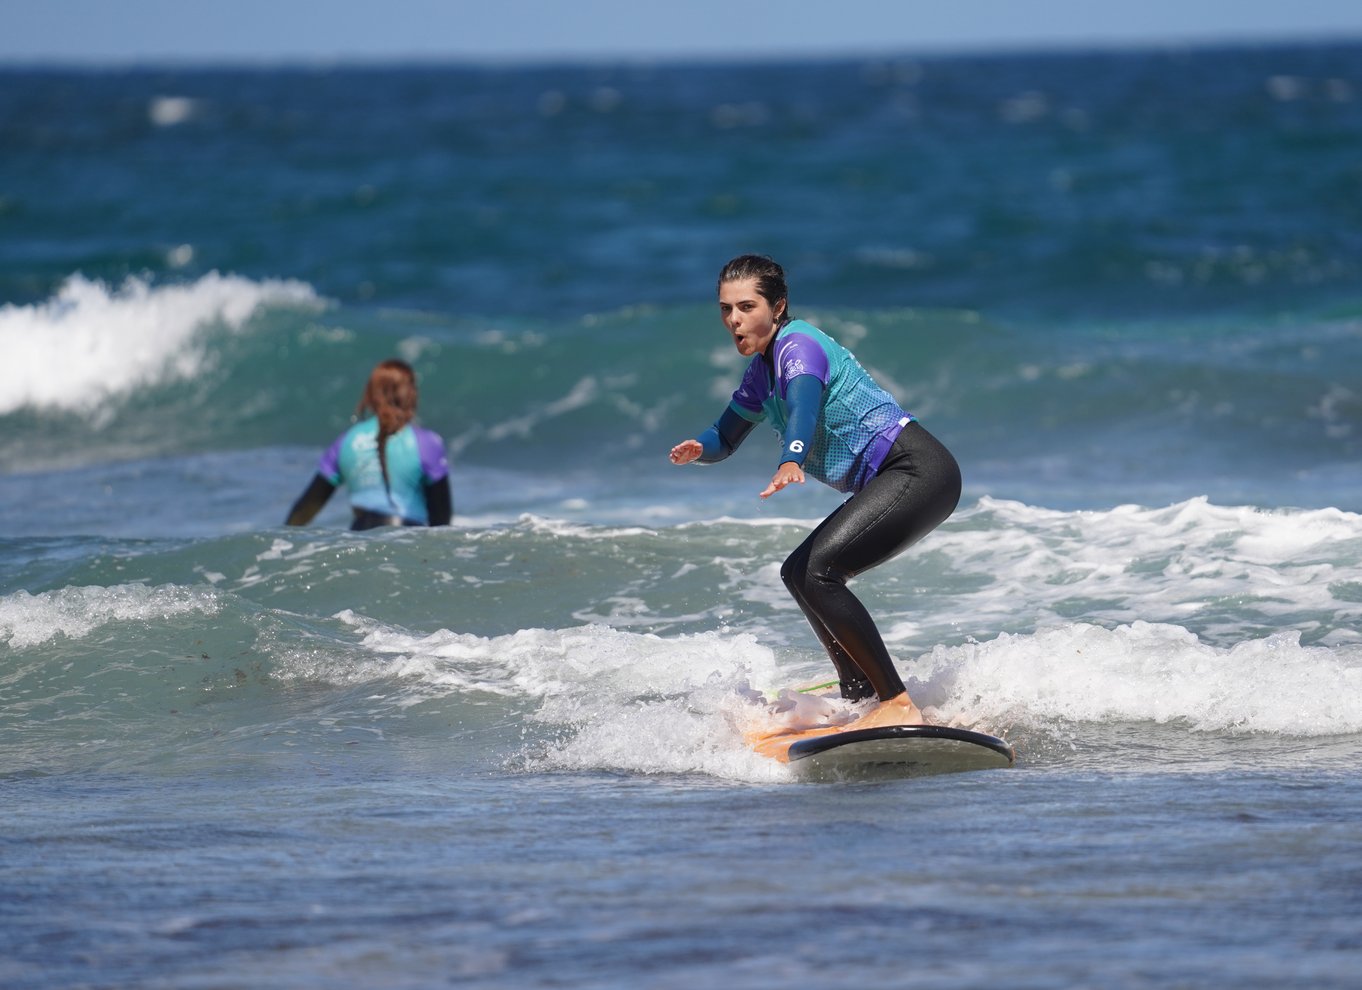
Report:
922,496,1362,647
0,272,322,415
0,583,222,649
332,614,778,701
913,621,1362,737
314,616,792,780
510,514,656,541
120,493,1359,779
317,596,1362,782
502,617,1362,776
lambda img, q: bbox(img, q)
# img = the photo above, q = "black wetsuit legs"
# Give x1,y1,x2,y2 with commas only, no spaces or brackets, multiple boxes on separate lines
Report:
780,422,962,702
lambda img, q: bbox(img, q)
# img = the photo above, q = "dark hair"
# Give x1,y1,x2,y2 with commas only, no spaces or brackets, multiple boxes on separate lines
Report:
356,359,418,492
717,254,791,324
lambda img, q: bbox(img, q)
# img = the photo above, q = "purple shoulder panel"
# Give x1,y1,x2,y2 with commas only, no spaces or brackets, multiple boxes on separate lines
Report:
316,432,347,484
414,426,450,481
773,332,830,396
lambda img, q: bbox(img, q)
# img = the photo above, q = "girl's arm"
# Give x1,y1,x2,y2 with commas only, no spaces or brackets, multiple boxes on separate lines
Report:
285,474,337,526
424,475,453,526
760,374,823,498
670,406,756,465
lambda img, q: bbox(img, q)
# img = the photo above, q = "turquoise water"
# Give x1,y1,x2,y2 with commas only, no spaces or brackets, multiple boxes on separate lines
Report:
3,41,1362,988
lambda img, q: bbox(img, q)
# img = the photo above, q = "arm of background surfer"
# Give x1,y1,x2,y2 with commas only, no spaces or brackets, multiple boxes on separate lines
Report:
424,475,453,526
285,473,336,526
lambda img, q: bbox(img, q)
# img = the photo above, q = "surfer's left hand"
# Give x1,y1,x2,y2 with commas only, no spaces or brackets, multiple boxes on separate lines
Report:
760,462,805,498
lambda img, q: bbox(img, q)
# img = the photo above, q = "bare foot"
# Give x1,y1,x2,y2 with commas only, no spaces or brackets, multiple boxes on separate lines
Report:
846,694,929,730
742,693,928,763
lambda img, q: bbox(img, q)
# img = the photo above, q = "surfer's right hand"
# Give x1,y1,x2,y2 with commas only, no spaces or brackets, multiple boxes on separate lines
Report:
669,439,703,465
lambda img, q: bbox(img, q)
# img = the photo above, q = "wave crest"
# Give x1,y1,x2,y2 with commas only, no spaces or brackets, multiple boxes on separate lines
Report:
0,272,322,415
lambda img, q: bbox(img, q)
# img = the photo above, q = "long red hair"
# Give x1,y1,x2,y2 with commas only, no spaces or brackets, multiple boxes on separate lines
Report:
356,359,418,490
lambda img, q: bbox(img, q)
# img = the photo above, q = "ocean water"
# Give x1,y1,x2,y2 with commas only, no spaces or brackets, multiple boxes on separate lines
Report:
3,41,1362,988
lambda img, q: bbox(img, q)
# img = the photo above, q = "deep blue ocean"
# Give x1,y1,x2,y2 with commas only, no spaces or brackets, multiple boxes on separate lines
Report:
3,41,1362,988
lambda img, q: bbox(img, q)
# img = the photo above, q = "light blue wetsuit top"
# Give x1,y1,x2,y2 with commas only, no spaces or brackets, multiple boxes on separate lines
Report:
318,418,449,524
728,319,912,494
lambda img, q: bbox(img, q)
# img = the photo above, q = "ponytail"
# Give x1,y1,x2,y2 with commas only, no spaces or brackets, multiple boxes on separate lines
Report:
356,359,418,495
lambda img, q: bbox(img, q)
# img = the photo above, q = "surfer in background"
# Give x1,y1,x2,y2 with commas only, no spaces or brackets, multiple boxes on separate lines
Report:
669,255,960,729
286,358,452,530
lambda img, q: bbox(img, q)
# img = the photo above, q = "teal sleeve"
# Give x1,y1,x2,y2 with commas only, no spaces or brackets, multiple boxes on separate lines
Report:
698,406,757,463
781,375,823,467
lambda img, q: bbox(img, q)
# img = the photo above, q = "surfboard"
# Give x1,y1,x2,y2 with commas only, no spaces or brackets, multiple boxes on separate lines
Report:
784,724,1014,777
742,681,1014,776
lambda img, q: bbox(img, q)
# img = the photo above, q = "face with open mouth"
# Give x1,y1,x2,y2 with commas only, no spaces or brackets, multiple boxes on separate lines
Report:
718,276,786,358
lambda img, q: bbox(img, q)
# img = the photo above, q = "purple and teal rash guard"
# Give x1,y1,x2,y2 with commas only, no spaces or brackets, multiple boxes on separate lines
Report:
318,418,449,524
713,319,913,494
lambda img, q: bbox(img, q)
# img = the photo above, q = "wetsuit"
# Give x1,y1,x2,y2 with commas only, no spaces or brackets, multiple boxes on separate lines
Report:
286,418,452,530
697,319,961,701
